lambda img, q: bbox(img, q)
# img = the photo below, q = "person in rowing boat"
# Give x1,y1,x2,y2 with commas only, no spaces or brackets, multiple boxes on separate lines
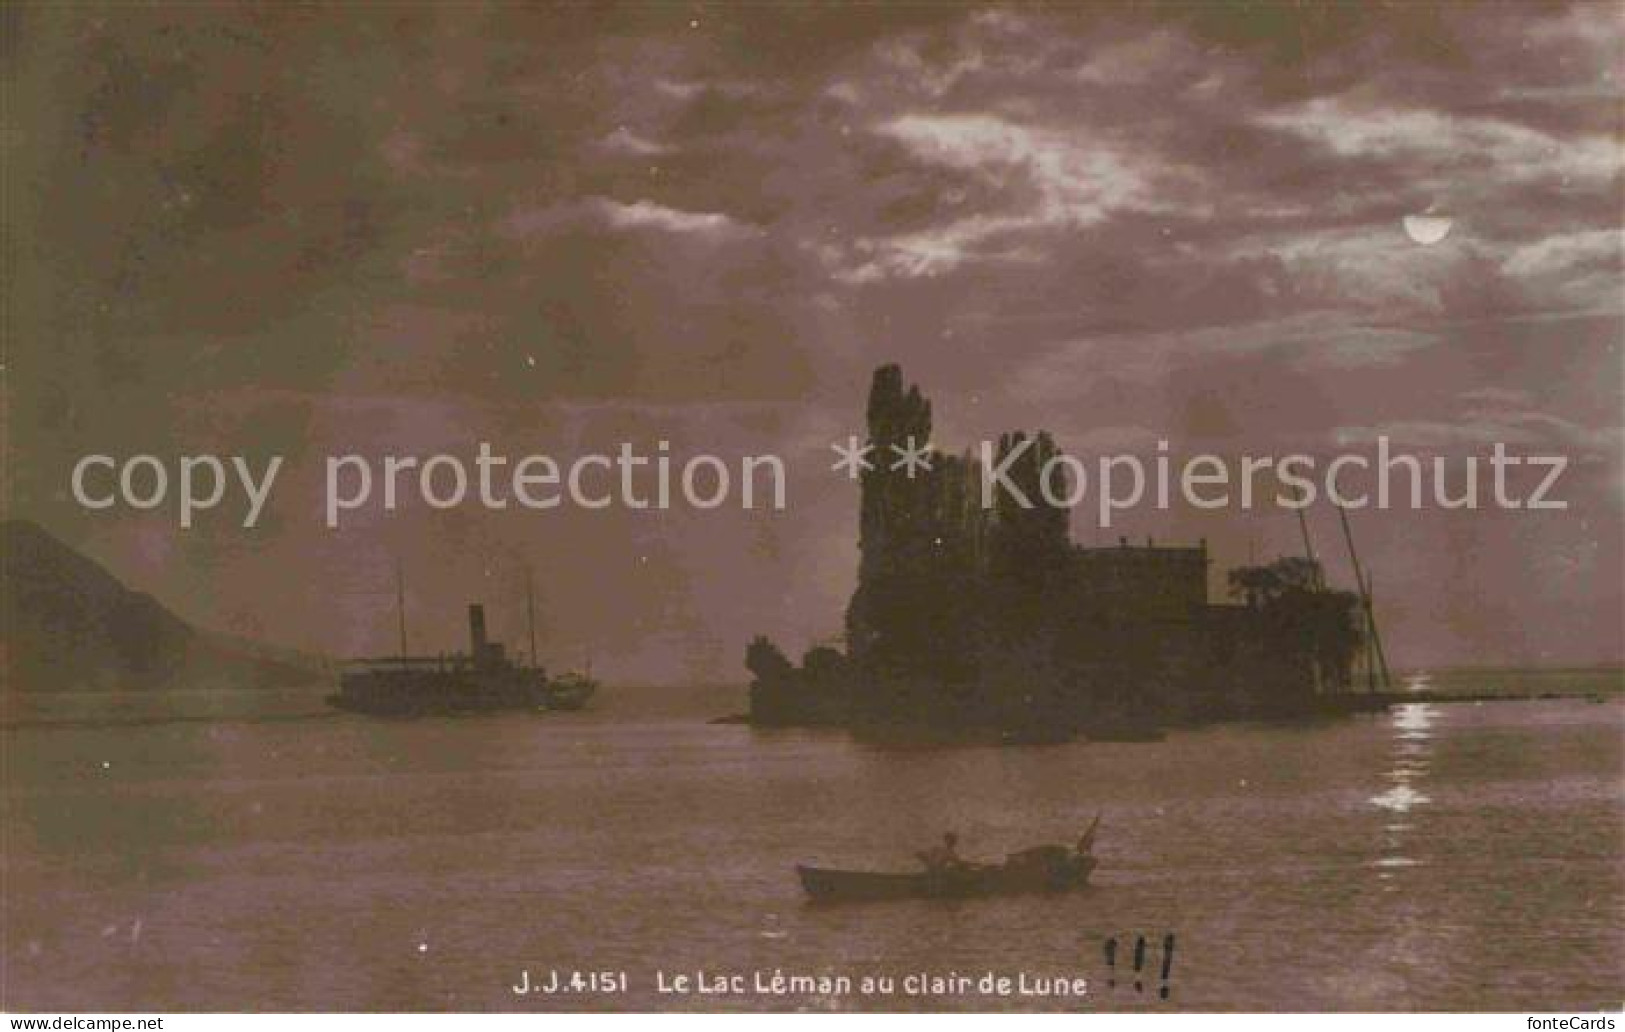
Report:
917,832,967,874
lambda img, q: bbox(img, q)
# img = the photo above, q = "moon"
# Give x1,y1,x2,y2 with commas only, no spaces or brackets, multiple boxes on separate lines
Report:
1402,214,1453,245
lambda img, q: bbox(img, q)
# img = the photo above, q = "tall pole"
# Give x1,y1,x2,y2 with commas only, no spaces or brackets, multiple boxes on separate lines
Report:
1336,504,1389,692
526,567,538,670
1287,480,1322,588
1294,505,1324,692
1365,585,1376,692
395,557,408,657
1335,504,1373,690
1335,504,1364,597
1295,506,1321,588
1367,572,1393,688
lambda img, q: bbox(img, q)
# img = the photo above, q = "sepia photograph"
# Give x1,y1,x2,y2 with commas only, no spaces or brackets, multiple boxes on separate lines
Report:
3,0,1621,1019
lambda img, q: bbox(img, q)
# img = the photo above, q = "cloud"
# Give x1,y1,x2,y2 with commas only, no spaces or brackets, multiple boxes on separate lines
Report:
1006,310,1442,410
10,1,1622,668
502,197,753,240
829,213,1042,283
1310,325,1442,369
1500,228,1623,311
598,198,751,237
598,126,671,156
1457,387,1531,410
1256,95,1620,192
1503,229,1623,278
1228,225,1480,316
876,114,1153,223
1334,420,1540,449
830,113,1171,281
1335,410,1619,457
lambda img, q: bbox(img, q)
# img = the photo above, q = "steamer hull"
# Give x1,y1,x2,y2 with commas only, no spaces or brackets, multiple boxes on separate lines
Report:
328,602,597,716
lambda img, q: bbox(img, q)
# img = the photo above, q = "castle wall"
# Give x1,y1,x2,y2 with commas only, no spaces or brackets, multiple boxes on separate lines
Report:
1072,540,1208,619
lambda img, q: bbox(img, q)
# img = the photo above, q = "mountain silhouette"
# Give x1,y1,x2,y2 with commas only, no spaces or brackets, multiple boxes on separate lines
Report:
1,519,319,691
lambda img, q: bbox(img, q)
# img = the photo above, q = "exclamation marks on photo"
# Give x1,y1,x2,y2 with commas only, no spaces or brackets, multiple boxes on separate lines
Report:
1159,933,1176,1000
1102,932,1177,1000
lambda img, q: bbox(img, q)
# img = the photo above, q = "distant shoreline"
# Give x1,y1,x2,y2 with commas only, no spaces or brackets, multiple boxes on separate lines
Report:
1394,663,1624,675
3,670,1619,733
2,666,1619,697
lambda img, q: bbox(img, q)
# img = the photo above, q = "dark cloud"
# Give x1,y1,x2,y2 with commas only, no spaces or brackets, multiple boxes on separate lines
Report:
9,0,1621,673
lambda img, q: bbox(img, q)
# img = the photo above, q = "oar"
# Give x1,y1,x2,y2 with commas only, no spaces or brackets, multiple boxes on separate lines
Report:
1078,812,1102,855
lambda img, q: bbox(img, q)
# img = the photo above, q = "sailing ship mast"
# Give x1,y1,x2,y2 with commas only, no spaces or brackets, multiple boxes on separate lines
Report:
1335,503,1391,691
1366,572,1392,689
526,567,538,670
1294,506,1322,589
1292,498,1325,691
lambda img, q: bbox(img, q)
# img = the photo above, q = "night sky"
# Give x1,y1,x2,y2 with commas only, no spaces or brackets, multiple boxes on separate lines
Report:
8,3,1622,678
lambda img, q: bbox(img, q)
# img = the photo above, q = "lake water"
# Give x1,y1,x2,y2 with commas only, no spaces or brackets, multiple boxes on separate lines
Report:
4,672,1621,1011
